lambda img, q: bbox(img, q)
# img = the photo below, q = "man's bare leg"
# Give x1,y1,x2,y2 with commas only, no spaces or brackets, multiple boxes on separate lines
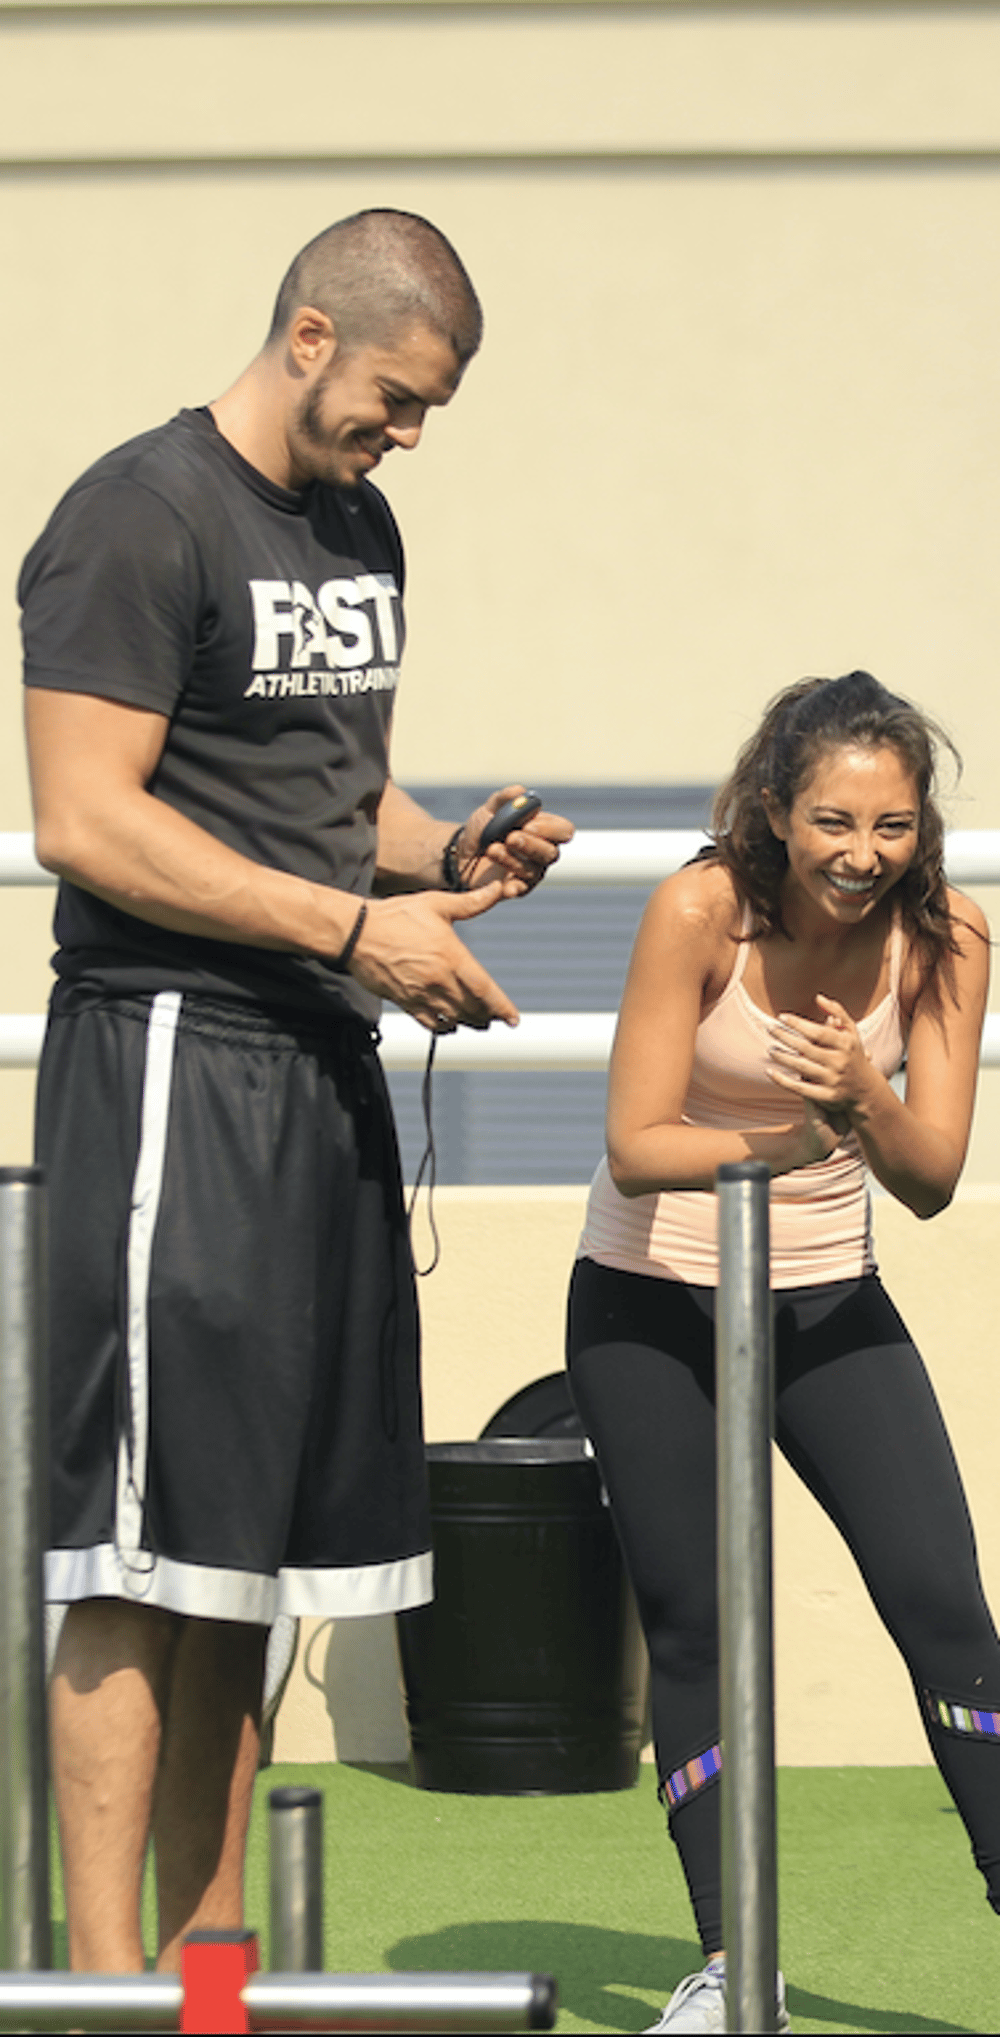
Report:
52,1601,266,1972
152,1617,266,1970
49,1598,181,1972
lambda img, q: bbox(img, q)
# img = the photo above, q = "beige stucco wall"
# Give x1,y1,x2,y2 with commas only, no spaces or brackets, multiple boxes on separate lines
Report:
274,1185,1000,1768
4,2,1000,808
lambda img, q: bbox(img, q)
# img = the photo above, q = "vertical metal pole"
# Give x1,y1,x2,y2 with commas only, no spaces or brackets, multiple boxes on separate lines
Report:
0,1166,51,1972
268,1785,323,1972
716,1161,777,2034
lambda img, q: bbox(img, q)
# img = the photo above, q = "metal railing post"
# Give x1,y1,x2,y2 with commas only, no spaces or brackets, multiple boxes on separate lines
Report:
269,1786,324,1973
716,1161,777,2033
0,1167,50,1973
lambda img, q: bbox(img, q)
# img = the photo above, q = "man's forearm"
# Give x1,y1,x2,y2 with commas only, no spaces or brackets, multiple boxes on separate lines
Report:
36,781,363,959
374,779,455,893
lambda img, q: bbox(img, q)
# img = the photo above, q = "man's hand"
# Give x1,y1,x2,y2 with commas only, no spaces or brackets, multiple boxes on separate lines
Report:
350,884,519,1032
451,785,574,896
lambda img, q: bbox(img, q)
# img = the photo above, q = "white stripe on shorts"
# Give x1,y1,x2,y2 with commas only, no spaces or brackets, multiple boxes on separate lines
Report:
277,1550,434,1618
114,990,182,1584
45,1544,434,1625
46,1542,275,1624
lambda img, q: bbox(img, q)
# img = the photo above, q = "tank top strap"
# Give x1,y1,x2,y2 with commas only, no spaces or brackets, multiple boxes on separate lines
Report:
887,906,904,1000
724,902,754,991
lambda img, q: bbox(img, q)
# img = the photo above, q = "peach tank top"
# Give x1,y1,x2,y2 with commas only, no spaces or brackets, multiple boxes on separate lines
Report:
580,910,908,1289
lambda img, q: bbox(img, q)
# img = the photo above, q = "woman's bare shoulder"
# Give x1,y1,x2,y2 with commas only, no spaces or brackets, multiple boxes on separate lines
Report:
945,885,990,948
899,885,990,1015
637,858,743,966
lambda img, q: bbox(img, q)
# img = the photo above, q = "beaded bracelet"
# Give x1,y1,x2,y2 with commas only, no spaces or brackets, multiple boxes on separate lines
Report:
334,901,368,972
441,826,467,892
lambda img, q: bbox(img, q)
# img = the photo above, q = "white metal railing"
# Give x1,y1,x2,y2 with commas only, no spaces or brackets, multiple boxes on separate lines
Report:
549,828,1000,888
390,1009,1000,1071
1,1006,998,1070
9,828,1000,890
2,829,999,1070
0,837,52,887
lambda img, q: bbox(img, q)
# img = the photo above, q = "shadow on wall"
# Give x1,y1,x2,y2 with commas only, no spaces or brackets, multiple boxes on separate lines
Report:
304,1613,410,1764
292,1604,654,1771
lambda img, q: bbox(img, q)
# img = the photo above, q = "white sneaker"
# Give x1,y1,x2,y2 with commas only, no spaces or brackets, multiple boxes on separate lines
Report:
642,1962,791,2033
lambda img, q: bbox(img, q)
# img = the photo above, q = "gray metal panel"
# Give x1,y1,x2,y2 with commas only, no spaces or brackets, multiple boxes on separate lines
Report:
403,785,716,832
443,885,652,1012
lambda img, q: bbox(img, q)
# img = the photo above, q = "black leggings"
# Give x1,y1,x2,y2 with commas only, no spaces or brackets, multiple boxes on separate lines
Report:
567,1258,1000,1953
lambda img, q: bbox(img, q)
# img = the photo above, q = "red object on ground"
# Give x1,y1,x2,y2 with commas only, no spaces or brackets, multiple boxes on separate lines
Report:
180,1928,259,2033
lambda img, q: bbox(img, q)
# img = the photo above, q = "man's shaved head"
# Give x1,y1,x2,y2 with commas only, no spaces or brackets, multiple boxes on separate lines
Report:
268,209,483,365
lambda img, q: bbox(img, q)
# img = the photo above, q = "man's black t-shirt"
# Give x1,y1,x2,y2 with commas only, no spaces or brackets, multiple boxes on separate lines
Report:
19,407,407,1021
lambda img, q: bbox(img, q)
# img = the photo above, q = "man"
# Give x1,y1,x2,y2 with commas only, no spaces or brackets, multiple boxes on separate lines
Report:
19,208,571,1973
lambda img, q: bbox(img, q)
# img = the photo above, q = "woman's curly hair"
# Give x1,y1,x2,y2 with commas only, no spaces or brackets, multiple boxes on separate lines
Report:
703,671,964,989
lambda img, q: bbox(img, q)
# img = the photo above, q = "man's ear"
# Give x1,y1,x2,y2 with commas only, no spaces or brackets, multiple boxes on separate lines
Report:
760,788,788,842
285,305,338,376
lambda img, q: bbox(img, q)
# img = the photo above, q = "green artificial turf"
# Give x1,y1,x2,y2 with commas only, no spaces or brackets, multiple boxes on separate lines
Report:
49,1764,1000,2032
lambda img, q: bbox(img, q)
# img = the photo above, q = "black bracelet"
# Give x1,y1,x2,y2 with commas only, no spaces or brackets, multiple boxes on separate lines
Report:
441,827,467,892
334,901,368,972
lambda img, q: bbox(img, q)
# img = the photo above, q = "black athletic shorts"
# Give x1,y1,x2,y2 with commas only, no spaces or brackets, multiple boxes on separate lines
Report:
36,985,432,1625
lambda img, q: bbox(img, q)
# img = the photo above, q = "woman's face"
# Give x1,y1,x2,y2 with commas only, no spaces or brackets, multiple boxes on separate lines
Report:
765,742,921,923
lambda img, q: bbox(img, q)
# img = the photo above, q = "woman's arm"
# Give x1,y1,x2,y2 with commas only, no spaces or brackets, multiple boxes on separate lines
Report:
767,890,990,1218
606,869,840,1196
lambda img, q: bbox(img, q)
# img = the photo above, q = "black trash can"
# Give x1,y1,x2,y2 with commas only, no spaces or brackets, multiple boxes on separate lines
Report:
396,1439,648,1794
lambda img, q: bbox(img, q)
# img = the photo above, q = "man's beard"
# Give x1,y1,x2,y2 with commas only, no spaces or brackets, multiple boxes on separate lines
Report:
298,375,333,451
292,377,355,487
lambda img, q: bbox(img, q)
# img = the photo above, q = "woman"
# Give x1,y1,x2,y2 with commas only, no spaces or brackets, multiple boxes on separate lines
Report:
568,672,997,2034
